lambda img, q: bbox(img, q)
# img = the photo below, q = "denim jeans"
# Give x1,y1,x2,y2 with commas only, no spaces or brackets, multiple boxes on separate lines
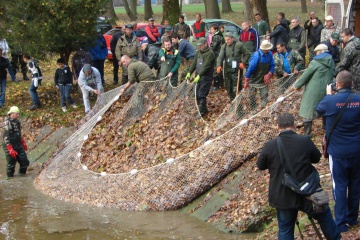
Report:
277,206,341,240
29,80,40,106
0,78,6,106
59,84,74,107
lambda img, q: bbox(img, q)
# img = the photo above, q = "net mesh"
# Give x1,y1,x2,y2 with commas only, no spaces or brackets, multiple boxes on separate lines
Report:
35,71,305,211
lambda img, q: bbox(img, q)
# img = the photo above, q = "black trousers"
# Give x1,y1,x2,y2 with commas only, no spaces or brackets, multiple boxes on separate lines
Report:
112,56,119,83
4,146,29,177
92,59,105,84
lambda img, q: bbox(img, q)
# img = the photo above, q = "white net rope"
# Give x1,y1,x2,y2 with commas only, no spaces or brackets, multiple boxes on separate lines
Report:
35,71,305,210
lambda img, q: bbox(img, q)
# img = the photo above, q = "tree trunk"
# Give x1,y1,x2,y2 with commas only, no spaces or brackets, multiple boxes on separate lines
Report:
163,0,180,26
130,0,137,20
243,0,253,22
104,0,118,21
179,0,183,14
144,0,153,20
221,0,233,13
203,0,220,19
253,0,269,26
301,0,307,13
123,0,137,21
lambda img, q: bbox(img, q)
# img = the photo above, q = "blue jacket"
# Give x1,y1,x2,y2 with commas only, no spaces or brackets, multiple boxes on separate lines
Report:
88,34,108,61
316,88,360,158
245,49,275,78
178,39,195,60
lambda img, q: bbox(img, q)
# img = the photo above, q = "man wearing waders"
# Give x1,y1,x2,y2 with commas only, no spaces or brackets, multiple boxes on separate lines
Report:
158,38,181,86
244,40,275,110
185,38,215,116
2,106,30,178
216,32,250,101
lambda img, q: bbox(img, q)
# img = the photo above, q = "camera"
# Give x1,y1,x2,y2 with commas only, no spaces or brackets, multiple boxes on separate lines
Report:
331,82,337,92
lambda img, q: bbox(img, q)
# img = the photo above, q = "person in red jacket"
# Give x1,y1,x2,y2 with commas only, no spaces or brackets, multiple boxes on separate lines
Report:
192,13,205,40
145,18,160,44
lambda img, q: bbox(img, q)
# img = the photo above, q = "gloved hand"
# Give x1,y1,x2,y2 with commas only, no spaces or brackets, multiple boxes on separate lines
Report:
185,73,191,80
264,73,272,85
239,62,245,70
6,145,18,159
193,75,200,83
21,138,28,151
216,66,222,74
243,78,250,89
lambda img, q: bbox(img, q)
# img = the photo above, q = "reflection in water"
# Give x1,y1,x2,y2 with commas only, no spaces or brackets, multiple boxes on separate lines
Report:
0,161,254,239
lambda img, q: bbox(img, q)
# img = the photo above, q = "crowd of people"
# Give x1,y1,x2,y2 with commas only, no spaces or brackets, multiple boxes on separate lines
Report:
1,9,360,238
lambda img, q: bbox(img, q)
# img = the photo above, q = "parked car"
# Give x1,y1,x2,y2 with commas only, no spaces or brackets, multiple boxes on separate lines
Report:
103,23,164,59
185,19,242,47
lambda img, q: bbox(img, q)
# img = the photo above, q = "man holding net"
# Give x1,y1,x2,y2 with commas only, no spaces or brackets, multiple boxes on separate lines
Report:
243,40,275,110
119,55,155,95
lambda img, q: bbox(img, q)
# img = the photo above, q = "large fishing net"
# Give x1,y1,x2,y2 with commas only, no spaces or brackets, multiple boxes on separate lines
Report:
35,70,305,211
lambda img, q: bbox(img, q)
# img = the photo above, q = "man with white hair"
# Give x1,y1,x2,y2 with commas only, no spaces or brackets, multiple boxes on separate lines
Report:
288,17,306,60
294,44,335,135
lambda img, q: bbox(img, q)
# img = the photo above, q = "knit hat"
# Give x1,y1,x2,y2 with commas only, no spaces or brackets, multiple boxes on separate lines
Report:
8,106,20,115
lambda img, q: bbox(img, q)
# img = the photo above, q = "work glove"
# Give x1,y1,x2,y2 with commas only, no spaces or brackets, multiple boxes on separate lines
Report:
243,78,250,90
193,75,200,83
238,62,245,70
264,73,272,85
21,138,28,151
216,66,222,74
6,145,18,159
185,73,191,80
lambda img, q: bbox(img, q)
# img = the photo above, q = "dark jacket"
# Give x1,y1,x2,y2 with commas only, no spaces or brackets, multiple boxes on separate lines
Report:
307,23,324,48
110,31,123,57
54,65,73,85
316,89,360,158
304,18,323,40
322,40,340,63
178,39,195,60
2,117,23,149
257,130,321,209
188,46,215,78
270,24,288,51
0,56,9,79
210,31,225,56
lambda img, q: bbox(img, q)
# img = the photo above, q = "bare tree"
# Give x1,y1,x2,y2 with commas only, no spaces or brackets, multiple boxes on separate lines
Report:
104,0,118,22
204,0,221,19
301,0,307,13
163,0,180,25
123,0,137,21
130,0,137,19
144,0,153,20
222,0,233,13
243,0,254,22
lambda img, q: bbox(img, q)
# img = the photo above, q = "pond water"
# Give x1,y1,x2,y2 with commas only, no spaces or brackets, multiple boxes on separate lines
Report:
0,160,257,239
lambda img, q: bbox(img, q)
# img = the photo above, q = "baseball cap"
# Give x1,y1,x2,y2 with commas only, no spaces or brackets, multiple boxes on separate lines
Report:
165,26,173,32
8,106,20,115
148,18,154,21
331,32,340,41
83,64,92,72
125,24,133,29
325,15,334,21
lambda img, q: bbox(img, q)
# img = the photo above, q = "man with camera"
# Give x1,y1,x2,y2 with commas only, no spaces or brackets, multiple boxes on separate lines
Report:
257,113,340,240
316,70,360,233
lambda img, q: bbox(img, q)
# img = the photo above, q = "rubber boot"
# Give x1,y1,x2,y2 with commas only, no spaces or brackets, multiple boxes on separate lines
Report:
303,121,312,135
198,99,209,116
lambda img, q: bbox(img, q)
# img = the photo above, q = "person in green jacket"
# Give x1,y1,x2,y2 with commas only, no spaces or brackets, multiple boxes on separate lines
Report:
119,55,155,95
186,38,215,116
294,44,335,135
216,32,250,101
158,38,181,87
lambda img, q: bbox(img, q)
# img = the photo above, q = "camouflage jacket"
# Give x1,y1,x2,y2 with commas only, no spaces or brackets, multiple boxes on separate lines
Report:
335,37,360,81
273,50,304,78
320,25,341,42
2,117,22,148
210,31,225,56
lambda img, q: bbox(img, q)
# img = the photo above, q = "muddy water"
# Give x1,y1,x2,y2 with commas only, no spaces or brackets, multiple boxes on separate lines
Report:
0,160,256,239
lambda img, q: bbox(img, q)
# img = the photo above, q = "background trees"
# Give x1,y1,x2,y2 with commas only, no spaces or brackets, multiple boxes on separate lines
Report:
0,0,109,64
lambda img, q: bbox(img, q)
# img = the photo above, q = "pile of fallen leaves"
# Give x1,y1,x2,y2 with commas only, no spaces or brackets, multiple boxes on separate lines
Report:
80,83,230,173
